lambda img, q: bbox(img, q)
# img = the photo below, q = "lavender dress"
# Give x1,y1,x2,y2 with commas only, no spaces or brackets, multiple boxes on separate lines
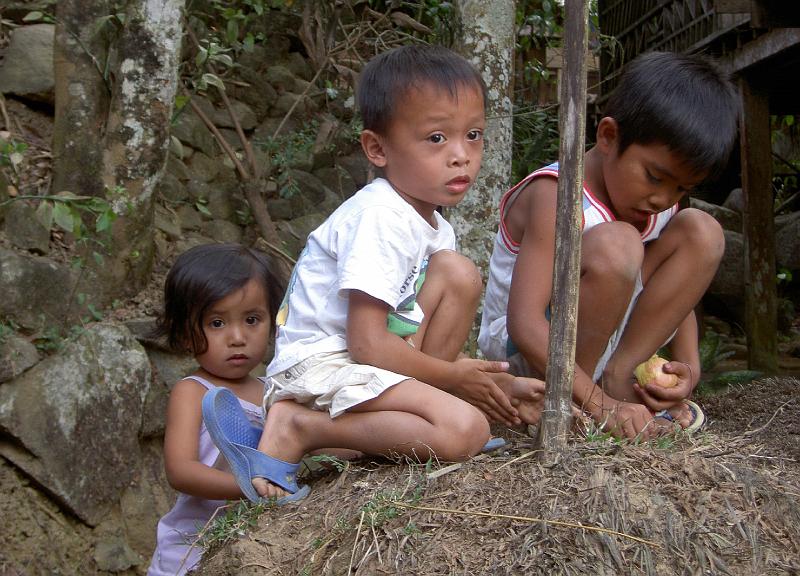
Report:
147,376,263,576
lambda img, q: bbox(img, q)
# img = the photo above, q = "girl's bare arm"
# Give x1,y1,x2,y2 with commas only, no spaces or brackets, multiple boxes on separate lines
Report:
163,379,245,501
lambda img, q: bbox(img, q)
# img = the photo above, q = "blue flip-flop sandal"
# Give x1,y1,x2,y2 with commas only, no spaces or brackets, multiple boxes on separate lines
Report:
655,399,706,434
481,437,507,453
202,387,310,504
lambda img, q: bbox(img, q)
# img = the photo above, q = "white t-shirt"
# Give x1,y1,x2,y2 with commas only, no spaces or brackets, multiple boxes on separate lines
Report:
267,177,455,376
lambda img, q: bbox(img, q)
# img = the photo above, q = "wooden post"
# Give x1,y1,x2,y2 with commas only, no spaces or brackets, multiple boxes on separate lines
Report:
535,0,589,455
738,75,778,372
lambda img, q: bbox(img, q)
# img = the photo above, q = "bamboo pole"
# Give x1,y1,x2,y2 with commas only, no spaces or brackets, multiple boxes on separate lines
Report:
535,0,589,456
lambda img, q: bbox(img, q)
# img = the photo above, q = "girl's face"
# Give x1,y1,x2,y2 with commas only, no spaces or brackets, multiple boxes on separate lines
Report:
194,278,271,383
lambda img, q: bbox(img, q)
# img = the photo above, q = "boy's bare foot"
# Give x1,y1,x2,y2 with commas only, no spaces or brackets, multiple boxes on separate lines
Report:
490,373,545,425
252,400,310,499
654,402,693,430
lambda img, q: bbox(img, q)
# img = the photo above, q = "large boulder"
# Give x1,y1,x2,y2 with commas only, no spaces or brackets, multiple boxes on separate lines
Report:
4,199,50,255
689,197,741,232
0,24,55,103
171,108,216,156
0,333,39,383
775,211,800,270
0,322,151,526
722,187,744,213
0,248,76,330
706,229,744,322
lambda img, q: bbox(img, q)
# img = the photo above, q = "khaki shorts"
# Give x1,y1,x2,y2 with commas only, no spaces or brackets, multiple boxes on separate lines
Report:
264,351,411,418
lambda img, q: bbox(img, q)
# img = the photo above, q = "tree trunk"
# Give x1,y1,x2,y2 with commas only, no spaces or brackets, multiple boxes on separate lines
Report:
535,0,589,457
98,0,183,297
52,0,110,197
51,0,184,302
451,0,515,284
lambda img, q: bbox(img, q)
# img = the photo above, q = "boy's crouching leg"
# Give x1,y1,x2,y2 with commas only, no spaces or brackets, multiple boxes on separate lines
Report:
415,250,482,361
667,208,725,268
581,221,644,284
576,222,644,374
426,249,482,306
436,401,491,461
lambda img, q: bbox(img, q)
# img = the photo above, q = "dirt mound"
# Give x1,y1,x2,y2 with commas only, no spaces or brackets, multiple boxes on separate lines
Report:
702,376,800,463
195,381,800,576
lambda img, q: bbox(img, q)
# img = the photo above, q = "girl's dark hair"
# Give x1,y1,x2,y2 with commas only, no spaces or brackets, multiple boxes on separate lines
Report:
154,243,285,354
604,51,740,181
357,44,487,135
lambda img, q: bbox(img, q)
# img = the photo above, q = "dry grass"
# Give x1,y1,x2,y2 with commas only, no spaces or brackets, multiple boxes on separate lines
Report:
196,425,800,576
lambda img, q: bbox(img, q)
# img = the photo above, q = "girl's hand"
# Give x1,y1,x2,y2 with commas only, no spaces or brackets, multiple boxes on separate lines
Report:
634,361,694,413
452,358,521,426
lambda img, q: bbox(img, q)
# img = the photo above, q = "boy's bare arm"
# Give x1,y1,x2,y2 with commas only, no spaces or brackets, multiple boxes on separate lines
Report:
635,311,700,412
506,179,557,377
505,179,657,439
346,290,520,425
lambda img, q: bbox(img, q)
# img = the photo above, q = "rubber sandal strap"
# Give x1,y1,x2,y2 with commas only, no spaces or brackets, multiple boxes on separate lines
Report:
237,444,302,493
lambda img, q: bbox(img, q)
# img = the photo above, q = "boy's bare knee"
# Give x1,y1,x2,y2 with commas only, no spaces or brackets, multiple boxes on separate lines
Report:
438,405,490,460
672,209,725,262
582,222,643,280
428,250,482,297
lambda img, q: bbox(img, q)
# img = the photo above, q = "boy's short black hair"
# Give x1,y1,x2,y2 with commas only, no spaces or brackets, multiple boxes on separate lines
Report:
604,51,739,180
155,243,285,354
357,44,487,134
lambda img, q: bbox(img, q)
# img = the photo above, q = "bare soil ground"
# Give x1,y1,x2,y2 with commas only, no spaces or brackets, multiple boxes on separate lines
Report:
194,377,800,576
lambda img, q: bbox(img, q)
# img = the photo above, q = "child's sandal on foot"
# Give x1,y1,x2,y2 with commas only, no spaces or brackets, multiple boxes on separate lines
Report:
202,387,310,503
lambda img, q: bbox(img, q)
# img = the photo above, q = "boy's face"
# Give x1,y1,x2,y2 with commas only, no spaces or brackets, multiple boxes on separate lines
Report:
361,83,485,222
598,119,707,225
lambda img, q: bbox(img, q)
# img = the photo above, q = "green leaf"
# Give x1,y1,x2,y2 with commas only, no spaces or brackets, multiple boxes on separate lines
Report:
195,47,208,67
211,53,234,68
52,201,75,232
88,304,104,321
35,201,54,230
175,95,189,111
201,73,226,92
243,33,255,51
226,19,239,45
23,11,43,21
93,252,105,266
196,202,212,216
95,209,116,233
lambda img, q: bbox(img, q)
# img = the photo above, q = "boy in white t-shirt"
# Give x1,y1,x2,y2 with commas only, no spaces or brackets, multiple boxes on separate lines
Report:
203,44,546,501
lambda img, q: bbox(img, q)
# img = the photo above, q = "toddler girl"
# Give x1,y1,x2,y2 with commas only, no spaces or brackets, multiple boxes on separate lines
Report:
147,243,288,575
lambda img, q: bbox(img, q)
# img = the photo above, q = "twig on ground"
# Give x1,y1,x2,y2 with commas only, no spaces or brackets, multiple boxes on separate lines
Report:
348,509,366,575
494,449,539,471
0,93,10,133
391,501,659,546
743,400,794,437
